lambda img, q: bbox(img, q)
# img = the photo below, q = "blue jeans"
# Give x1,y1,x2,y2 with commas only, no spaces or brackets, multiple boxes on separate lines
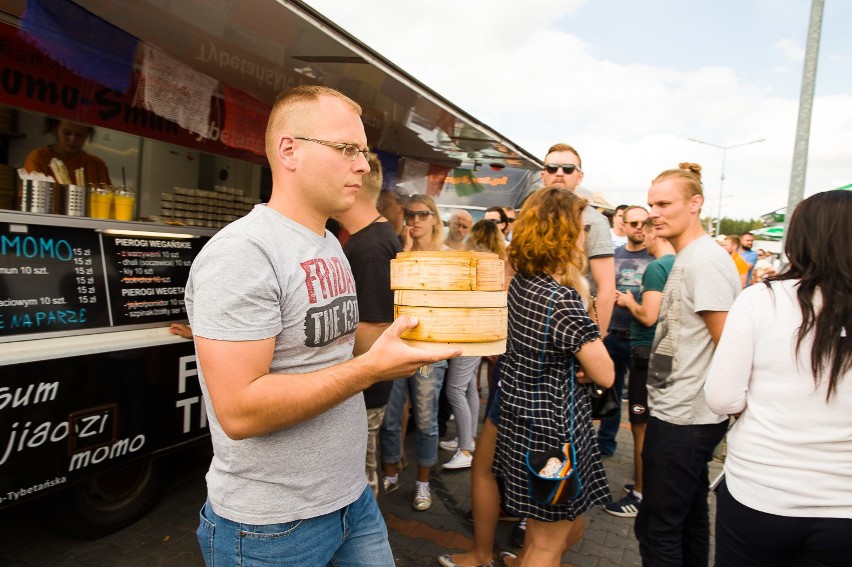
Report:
196,486,394,566
597,333,630,455
380,360,446,468
634,416,729,567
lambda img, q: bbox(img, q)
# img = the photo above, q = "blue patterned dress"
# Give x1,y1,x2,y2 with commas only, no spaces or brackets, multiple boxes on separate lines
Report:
493,274,610,521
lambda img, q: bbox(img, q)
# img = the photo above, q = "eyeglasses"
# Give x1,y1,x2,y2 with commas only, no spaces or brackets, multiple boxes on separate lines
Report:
544,164,580,175
294,136,370,161
404,210,435,221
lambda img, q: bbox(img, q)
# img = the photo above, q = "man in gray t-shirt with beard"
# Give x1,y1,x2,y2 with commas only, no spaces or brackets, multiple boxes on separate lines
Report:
186,86,458,567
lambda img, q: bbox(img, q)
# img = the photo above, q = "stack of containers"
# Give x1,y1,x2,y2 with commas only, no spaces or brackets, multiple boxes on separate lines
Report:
159,185,258,227
390,251,508,356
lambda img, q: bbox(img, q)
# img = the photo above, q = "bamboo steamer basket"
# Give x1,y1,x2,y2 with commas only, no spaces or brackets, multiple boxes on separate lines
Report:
391,251,507,355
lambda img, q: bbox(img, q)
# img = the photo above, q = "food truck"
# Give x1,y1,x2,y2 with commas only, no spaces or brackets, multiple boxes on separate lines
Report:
0,0,540,537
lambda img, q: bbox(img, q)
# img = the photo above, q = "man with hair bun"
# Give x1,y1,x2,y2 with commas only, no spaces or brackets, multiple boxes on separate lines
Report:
635,162,740,566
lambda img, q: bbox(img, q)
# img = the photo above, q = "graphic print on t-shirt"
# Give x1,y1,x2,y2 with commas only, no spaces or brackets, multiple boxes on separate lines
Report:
300,256,359,347
647,265,684,390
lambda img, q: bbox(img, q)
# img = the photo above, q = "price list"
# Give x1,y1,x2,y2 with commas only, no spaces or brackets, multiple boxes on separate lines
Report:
0,223,110,338
101,235,201,326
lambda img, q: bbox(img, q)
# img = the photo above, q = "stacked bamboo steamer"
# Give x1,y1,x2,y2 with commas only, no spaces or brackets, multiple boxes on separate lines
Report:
391,251,508,356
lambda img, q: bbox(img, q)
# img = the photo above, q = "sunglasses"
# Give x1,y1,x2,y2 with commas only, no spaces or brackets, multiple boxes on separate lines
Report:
404,210,435,221
626,221,646,229
544,164,580,175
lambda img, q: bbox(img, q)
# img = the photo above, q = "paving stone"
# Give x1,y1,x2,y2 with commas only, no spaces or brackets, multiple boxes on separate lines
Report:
0,400,719,566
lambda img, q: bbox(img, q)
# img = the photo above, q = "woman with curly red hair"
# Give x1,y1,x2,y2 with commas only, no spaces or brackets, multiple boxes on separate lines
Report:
439,187,613,567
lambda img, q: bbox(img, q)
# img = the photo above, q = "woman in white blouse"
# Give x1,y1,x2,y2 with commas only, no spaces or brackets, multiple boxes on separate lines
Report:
704,190,852,566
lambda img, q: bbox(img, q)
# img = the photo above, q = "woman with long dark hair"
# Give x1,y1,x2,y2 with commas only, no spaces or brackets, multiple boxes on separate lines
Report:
705,190,852,566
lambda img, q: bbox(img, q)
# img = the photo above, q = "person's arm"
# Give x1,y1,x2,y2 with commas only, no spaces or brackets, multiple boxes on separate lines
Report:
352,321,390,356
574,338,614,388
616,289,663,327
589,256,615,335
401,226,414,252
705,293,755,415
699,311,728,346
169,323,193,339
23,147,50,177
738,271,747,288
195,315,459,440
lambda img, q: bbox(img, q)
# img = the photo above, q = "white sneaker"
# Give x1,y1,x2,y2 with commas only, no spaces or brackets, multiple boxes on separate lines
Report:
440,437,475,452
412,482,432,511
443,450,473,470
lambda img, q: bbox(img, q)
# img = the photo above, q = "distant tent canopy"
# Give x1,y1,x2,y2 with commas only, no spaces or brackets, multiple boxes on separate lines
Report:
759,183,850,226
750,225,784,240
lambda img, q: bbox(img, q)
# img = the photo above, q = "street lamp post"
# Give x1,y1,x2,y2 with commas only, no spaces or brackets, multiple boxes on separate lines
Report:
687,137,766,236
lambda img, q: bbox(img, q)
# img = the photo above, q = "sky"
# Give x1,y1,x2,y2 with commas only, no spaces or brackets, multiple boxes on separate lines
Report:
303,0,852,220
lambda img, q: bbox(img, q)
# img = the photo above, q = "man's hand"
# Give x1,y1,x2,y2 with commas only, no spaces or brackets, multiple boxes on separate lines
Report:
360,315,462,381
614,289,636,309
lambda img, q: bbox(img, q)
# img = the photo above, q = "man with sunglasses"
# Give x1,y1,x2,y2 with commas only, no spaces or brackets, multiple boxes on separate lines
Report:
540,143,616,336
186,86,459,567
597,206,654,457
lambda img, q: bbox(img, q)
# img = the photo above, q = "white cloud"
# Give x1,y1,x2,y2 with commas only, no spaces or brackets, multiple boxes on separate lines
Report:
305,0,852,219
774,38,806,62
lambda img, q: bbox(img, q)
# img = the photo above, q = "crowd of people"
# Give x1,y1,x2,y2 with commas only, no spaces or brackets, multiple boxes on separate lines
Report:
182,85,850,567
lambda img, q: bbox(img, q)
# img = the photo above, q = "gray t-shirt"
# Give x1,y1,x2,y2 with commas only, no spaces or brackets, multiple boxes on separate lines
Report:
185,204,366,524
647,235,740,425
583,206,614,295
583,206,614,259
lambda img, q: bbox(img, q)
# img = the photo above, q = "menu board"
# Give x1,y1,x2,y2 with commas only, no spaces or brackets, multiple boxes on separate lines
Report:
101,235,198,326
0,221,207,339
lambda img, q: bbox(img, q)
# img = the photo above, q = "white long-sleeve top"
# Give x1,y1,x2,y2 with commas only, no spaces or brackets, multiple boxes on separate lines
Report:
705,279,852,519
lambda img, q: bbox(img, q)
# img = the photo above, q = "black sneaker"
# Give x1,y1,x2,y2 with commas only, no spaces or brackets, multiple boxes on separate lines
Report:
510,517,527,547
623,483,634,494
604,492,642,518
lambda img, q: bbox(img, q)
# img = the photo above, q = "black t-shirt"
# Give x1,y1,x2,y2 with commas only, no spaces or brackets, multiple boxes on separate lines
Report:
343,220,402,408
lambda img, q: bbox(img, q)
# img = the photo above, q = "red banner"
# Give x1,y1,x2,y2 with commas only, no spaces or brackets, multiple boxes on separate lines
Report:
0,23,266,165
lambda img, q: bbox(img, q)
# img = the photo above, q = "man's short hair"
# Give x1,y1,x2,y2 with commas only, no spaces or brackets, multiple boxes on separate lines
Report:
362,153,383,201
545,143,582,167
265,86,361,164
378,187,408,206
622,205,648,220
725,235,741,246
615,204,628,213
450,209,473,222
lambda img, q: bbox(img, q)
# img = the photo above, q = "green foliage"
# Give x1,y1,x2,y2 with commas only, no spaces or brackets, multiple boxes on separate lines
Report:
701,217,764,236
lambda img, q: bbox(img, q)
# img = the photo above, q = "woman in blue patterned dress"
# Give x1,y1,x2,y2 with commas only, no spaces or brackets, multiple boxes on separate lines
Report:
495,186,614,566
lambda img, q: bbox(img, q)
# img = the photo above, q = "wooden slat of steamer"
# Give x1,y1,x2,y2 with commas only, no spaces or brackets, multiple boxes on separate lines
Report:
395,305,507,342
391,251,504,291
402,338,506,356
394,289,507,308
